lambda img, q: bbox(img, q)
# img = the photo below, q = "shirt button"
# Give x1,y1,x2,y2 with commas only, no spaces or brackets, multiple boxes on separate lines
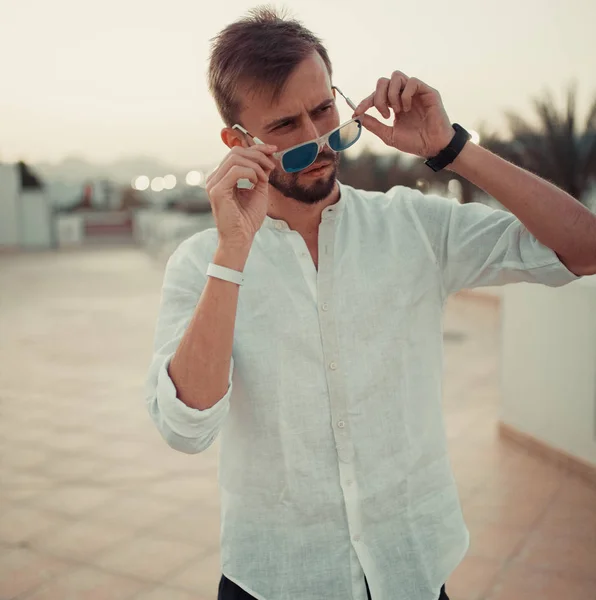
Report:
353,534,361,542
321,302,329,311
275,222,284,230
329,361,337,370
337,420,345,429
346,479,353,486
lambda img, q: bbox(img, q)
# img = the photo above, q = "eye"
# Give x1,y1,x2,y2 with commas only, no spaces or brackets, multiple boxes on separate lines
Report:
319,105,333,114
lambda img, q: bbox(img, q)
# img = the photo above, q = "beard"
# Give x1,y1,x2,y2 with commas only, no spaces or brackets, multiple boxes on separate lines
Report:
268,150,339,205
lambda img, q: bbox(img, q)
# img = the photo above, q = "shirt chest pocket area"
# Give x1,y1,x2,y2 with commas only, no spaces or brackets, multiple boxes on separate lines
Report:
338,258,439,343
233,278,314,349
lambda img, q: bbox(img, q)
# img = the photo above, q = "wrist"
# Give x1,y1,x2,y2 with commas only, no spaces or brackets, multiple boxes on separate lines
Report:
214,242,252,271
446,140,479,174
426,127,455,158
425,123,471,172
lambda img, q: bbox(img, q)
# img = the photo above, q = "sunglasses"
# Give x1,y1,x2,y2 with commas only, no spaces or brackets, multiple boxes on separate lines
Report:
232,86,362,174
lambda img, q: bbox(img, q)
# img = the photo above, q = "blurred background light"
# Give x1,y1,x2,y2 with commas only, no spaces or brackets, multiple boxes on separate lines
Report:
186,170,203,186
150,176,165,192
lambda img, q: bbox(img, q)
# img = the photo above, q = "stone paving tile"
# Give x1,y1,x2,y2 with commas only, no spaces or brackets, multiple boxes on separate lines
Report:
447,555,504,600
0,546,73,599
1,248,595,600
84,491,189,532
466,521,528,562
19,565,151,600
513,528,596,581
132,586,209,600
0,470,57,504
90,533,200,583
485,564,596,600
166,550,221,596
25,484,118,519
28,518,137,562
0,506,71,546
148,502,220,547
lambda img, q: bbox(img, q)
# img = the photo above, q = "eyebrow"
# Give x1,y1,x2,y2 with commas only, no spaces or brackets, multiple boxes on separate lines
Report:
263,98,334,132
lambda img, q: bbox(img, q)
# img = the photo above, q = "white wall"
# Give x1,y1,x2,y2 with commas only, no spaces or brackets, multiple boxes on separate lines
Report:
20,190,53,249
0,164,20,248
56,214,84,247
501,278,596,466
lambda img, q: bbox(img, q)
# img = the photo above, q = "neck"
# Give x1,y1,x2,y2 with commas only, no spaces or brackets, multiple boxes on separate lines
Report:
266,181,340,236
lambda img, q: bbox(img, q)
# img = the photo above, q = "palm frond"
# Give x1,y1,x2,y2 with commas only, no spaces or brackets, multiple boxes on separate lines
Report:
585,96,596,132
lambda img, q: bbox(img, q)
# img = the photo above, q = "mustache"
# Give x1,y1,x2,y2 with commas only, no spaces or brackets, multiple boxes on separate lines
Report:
296,152,338,173
315,151,337,164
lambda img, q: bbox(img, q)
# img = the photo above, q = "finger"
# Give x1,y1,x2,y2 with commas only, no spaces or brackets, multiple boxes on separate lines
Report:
208,158,268,192
248,144,278,157
359,114,393,145
400,77,420,112
353,92,375,117
213,165,263,196
388,71,408,115
373,78,391,119
219,158,269,189
230,145,277,171
232,155,270,182
209,150,273,189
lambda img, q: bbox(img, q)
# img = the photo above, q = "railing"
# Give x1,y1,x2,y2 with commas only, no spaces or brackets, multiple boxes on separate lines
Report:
132,208,215,263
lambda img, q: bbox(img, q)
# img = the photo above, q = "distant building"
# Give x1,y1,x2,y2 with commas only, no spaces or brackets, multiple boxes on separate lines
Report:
0,162,54,250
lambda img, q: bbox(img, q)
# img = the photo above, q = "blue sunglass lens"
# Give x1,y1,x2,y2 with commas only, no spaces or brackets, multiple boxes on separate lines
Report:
282,143,319,173
328,120,362,152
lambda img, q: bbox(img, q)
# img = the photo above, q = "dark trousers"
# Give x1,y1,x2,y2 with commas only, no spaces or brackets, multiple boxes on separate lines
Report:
218,574,449,599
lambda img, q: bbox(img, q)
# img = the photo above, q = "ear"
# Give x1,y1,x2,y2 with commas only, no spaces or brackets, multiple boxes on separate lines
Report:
221,127,247,150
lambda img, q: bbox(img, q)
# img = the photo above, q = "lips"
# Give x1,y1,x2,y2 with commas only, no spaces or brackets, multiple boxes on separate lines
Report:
303,162,330,174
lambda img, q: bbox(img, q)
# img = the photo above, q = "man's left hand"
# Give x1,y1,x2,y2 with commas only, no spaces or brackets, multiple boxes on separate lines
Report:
353,71,454,158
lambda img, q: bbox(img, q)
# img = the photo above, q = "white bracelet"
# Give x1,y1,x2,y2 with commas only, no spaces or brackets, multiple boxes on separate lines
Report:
206,262,245,286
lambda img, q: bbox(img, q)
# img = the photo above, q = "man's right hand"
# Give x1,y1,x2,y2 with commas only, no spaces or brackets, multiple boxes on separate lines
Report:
206,145,277,252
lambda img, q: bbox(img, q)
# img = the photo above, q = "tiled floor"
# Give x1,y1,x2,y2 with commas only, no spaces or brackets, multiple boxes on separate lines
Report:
0,247,594,600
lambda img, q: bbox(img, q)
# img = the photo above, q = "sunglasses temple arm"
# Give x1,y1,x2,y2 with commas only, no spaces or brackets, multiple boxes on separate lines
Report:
333,86,358,111
345,96,357,111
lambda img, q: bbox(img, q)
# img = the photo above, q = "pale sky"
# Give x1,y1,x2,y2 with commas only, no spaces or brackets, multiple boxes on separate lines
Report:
1,0,595,168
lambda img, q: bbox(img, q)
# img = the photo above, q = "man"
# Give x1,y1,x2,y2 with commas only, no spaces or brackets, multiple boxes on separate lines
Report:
145,7,596,600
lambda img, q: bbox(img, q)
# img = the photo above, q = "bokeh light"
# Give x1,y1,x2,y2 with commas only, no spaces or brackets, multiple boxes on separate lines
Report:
150,177,165,192
133,175,150,191
186,170,203,186
163,174,177,190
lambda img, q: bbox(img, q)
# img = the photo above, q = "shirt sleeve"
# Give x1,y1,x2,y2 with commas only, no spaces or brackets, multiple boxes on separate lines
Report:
404,190,581,297
145,233,232,454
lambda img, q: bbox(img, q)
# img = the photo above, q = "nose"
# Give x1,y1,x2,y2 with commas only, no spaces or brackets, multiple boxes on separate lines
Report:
302,118,320,143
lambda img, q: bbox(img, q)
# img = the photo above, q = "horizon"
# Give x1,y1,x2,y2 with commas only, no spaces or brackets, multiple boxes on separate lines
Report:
2,0,595,170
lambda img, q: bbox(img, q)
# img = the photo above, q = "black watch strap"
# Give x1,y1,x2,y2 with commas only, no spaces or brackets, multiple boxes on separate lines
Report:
424,124,471,172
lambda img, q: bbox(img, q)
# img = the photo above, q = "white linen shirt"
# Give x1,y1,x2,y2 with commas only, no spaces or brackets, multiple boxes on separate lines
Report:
146,182,578,600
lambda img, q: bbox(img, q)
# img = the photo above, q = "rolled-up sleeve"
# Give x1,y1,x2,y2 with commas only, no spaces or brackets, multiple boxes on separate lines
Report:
405,190,581,296
145,233,232,454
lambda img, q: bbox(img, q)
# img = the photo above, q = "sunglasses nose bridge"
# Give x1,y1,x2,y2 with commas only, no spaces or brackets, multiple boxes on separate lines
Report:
318,133,335,154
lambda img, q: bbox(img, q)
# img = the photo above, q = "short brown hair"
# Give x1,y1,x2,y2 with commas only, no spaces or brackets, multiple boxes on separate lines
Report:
207,5,333,127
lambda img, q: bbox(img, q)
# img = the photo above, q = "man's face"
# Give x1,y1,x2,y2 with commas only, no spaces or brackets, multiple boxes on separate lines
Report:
238,52,340,205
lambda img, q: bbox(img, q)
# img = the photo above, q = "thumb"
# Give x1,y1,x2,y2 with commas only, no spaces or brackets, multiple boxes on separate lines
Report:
360,114,393,145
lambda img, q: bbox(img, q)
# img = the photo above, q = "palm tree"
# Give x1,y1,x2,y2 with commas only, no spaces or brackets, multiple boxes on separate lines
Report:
481,84,596,205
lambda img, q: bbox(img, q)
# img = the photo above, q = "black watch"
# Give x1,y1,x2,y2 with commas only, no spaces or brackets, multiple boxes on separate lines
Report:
424,124,471,172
